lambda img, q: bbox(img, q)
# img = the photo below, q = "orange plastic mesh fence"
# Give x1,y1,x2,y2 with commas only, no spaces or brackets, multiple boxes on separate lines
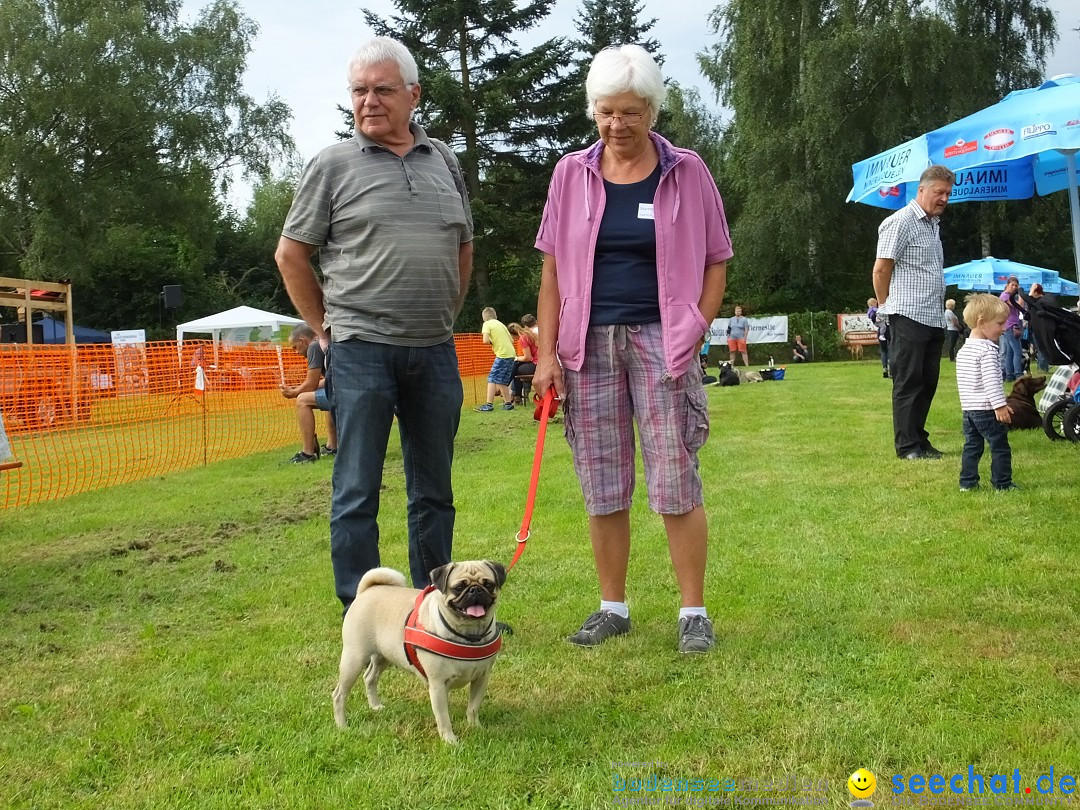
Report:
1,334,503,509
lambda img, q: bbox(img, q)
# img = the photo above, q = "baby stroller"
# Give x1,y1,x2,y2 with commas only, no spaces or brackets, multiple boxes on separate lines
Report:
1023,292,1080,441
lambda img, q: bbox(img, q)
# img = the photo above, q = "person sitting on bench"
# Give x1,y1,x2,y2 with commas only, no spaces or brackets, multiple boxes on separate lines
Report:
792,334,811,362
508,322,538,405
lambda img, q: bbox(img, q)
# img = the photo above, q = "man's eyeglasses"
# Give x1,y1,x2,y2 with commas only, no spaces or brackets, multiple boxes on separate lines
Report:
350,83,413,99
592,112,647,126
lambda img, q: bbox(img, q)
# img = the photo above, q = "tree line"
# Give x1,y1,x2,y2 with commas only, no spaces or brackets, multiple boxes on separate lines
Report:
0,0,1066,337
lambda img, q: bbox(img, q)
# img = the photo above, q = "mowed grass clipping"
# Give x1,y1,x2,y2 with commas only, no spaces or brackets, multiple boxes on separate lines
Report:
2,360,1079,810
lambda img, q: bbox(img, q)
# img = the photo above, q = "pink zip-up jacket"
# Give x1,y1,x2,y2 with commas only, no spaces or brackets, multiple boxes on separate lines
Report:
534,131,733,379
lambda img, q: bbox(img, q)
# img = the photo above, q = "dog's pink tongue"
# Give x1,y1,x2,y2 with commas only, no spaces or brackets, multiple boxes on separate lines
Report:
465,605,487,618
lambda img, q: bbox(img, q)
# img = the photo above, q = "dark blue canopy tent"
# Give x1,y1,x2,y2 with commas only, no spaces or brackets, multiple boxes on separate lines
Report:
38,316,111,344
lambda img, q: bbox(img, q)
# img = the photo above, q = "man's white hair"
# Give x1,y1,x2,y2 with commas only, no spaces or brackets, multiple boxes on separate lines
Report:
585,44,666,121
346,36,419,86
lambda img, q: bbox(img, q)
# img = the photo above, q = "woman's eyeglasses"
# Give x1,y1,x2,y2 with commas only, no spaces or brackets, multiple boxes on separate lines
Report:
591,112,647,126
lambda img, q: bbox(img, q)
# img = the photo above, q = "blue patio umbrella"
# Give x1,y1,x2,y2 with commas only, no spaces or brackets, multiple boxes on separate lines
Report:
942,257,1079,295
848,138,1036,209
943,257,1043,290
848,75,1080,282
1045,275,1080,295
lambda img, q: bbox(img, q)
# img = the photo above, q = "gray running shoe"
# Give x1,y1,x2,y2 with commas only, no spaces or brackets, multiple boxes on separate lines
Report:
678,614,715,654
567,610,631,647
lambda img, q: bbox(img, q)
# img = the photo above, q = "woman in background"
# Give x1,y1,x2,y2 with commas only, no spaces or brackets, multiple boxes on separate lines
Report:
944,298,962,362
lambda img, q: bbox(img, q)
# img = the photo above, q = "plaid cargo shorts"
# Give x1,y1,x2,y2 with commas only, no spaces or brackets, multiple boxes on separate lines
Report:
562,322,709,515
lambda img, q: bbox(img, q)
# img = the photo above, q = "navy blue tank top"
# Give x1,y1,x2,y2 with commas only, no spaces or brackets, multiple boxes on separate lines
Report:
590,164,661,326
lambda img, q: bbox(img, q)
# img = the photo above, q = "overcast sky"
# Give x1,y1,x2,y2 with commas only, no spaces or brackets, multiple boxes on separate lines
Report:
194,0,1080,208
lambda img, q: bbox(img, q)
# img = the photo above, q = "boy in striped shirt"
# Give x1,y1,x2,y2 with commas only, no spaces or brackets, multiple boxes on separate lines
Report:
956,294,1017,491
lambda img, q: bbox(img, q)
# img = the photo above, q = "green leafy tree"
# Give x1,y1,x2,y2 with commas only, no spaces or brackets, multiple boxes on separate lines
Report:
936,0,1057,260
361,0,570,318
699,0,1057,312
210,172,301,315
654,83,724,180
0,0,293,330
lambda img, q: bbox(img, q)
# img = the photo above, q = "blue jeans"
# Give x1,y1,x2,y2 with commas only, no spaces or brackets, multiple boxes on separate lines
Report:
960,410,1012,489
326,338,463,611
999,330,1023,380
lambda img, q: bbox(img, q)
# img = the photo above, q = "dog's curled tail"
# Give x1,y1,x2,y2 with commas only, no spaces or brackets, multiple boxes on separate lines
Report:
356,567,408,595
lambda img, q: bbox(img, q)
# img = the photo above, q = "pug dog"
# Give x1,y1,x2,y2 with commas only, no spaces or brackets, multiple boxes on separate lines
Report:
332,560,506,744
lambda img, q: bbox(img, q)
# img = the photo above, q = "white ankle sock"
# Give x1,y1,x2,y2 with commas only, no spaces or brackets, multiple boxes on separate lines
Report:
600,600,629,618
679,607,707,620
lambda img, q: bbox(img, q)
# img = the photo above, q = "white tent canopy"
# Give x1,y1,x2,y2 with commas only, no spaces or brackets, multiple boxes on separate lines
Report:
176,305,304,346
176,306,305,386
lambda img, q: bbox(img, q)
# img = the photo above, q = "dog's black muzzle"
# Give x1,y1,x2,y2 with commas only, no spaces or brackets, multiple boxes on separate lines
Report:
453,585,495,612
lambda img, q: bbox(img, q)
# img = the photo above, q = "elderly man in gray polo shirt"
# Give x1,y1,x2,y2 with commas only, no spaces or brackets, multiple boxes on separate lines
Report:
872,164,954,461
275,36,474,614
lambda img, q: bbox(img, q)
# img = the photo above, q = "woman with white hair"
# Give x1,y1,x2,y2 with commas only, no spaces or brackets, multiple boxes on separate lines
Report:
531,45,733,654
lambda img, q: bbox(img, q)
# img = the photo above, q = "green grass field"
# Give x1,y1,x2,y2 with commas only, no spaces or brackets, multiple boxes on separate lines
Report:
2,360,1079,809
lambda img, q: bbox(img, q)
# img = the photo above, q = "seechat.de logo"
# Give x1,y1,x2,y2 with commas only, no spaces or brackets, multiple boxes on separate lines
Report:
849,768,877,808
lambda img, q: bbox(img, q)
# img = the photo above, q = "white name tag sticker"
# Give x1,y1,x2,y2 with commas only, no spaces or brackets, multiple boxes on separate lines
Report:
637,203,655,220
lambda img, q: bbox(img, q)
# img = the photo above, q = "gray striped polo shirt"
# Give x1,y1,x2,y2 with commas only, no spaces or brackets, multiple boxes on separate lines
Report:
282,123,474,346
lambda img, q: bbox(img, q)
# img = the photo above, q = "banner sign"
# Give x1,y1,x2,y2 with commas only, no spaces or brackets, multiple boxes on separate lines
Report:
710,316,789,345
837,313,878,345
111,330,146,345
111,329,148,396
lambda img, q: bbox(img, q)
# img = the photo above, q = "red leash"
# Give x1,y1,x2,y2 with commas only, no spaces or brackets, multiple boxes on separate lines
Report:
508,388,557,572
404,388,556,674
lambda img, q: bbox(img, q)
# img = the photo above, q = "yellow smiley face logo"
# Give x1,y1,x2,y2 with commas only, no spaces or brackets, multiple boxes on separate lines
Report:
848,768,877,799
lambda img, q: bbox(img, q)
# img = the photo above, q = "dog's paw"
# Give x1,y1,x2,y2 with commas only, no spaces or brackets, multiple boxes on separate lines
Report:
332,706,349,729
440,731,460,745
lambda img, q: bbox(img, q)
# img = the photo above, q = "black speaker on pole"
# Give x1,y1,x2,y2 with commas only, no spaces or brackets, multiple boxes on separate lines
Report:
162,285,184,309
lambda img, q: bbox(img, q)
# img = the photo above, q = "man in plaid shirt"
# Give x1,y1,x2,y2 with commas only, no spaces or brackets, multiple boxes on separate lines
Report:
873,165,955,460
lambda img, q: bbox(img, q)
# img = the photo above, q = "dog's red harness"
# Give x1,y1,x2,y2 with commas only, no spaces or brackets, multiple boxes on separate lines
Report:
403,585,503,680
